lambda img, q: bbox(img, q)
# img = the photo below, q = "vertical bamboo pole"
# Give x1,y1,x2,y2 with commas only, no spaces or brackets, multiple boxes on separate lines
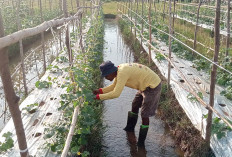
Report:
34,52,40,78
193,0,202,53
135,0,138,37
91,0,93,23
0,9,29,157
63,0,72,64
206,0,221,149
167,0,172,89
172,0,176,34
49,0,52,11
16,0,28,96
76,0,80,11
79,13,84,53
71,0,74,13
59,0,62,14
153,0,158,22
226,0,231,57
141,0,144,45
163,0,166,21
130,0,133,33
149,0,152,65
39,0,46,72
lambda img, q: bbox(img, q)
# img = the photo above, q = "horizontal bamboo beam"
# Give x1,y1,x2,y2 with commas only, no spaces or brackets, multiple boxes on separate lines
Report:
0,10,83,50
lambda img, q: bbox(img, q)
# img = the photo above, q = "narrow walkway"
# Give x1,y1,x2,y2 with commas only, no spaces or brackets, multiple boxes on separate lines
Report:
102,19,180,157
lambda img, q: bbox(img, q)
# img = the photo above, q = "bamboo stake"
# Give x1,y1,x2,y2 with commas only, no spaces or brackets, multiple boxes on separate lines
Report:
167,0,172,89
149,0,152,65
76,0,80,11
130,0,133,33
59,0,62,14
206,0,221,149
71,0,74,13
16,0,28,96
193,0,202,53
63,0,72,64
163,0,166,21
141,0,144,45
39,0,46,72
0,9,29,157
34,51,40,79
135,0,138,37
173,0,176,34
61,106,80,157
226,0,230,58
79,13,84,53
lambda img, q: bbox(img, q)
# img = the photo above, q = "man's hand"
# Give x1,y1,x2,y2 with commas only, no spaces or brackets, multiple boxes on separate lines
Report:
93,89,100,95
92,88,103,95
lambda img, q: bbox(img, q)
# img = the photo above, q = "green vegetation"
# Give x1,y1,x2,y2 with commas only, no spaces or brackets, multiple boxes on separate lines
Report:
102,2,118,15
41,12,105,156
35,81,52,89
22,103,39,114
0,132,14,152
187,92,204,103
118,1,232,101
203,114,232,139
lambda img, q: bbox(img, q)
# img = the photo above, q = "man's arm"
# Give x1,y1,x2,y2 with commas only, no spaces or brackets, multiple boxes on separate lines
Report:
98,74,128,100
101,79,117,93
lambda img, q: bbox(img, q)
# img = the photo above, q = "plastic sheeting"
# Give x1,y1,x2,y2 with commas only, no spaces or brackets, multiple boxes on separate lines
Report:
0,20,91,157
138,31,232,156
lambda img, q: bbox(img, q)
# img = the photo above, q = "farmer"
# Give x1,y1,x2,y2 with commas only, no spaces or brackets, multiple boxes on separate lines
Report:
93,61,161,147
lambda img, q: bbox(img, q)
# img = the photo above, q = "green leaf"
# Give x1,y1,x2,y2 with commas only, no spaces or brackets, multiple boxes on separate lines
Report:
217,131,225,139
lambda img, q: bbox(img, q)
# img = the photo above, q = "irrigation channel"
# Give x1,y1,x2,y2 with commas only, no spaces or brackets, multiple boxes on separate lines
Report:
0,26,67,131
102,18,183,157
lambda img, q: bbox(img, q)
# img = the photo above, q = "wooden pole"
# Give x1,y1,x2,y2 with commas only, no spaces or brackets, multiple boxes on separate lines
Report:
226,0,230,58
61,106,79,157
163,0,166,21
173,0,176,34
193,0,202,53
63,0,72,64
71,0,74,13
79,13,84,53
0,9,29,157
16,0,28,96
39,0,46,72
149,0,152,65
135,0,139,37
59,0,62,14
141,0,144,45
167,0,172,89
76,0,80,11
205,0,221,150
130,0,133,33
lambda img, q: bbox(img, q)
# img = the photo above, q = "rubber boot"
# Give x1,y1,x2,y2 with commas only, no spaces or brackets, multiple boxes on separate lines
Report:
123,111,138,132
137,125,149,147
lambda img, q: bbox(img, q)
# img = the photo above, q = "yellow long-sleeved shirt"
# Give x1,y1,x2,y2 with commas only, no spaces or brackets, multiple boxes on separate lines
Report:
99,63,161,100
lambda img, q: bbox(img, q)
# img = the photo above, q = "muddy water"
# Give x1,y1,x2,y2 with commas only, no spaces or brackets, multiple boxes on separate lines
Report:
102,19,183,157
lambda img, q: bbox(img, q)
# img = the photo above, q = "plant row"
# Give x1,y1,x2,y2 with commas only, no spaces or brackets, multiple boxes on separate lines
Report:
123,4,232,100
42,11,104,156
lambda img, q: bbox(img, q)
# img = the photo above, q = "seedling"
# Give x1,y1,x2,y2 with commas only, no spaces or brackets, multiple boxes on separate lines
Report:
22,103,39,114
203,114,232,139
0,132,14,152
